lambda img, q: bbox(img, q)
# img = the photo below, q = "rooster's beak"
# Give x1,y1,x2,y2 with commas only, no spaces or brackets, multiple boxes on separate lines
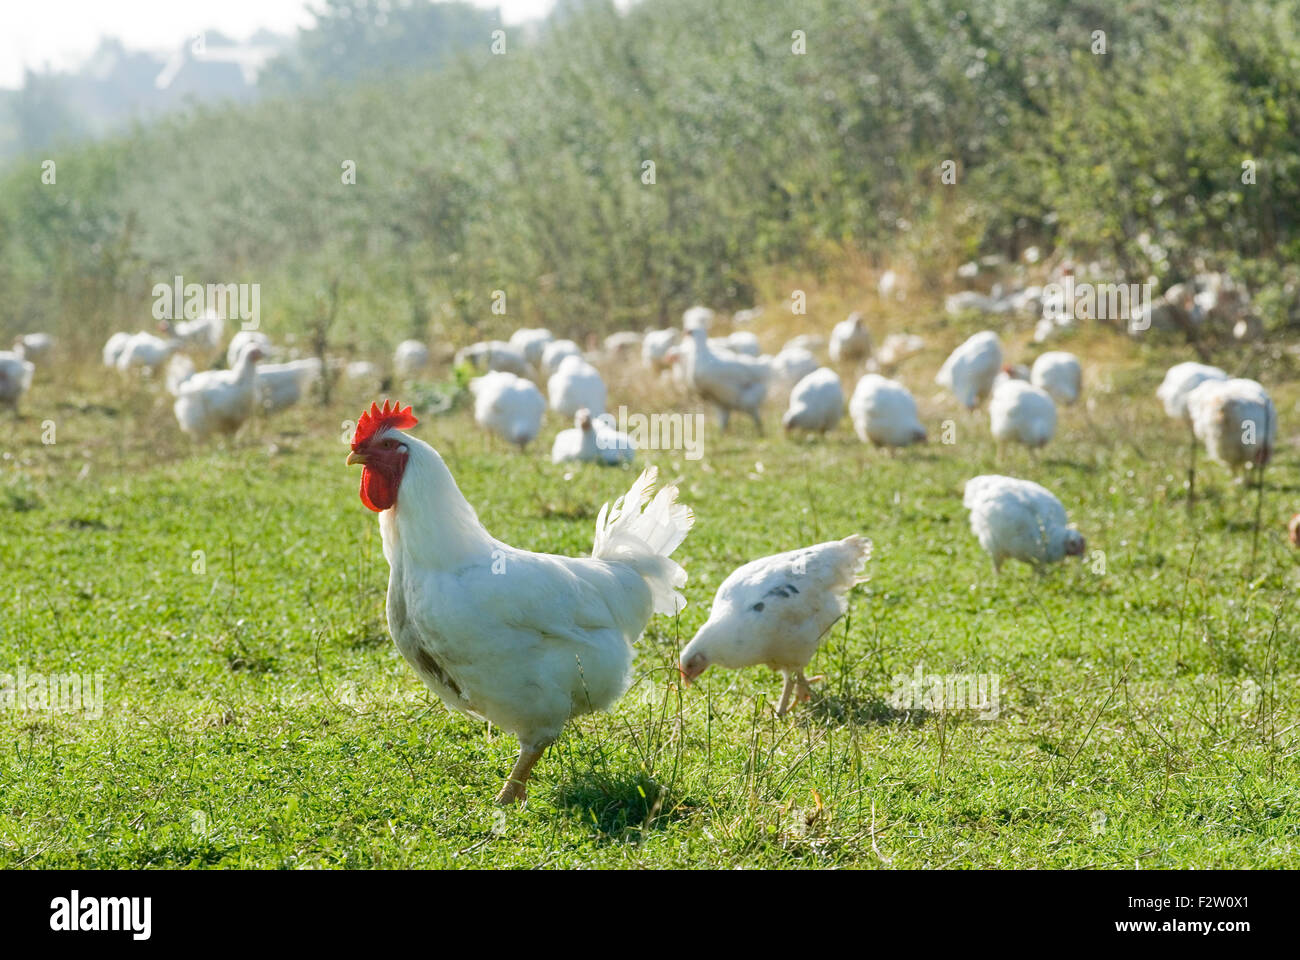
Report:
346,451,366,466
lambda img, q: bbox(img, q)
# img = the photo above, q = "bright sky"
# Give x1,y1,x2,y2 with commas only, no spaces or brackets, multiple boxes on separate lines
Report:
0,0,557,89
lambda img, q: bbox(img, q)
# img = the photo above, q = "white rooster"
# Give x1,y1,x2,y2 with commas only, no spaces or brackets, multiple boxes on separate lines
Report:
679,536,871,716
547,354,607,418
829,312,872,365
684,325,770,432
1187,378,1276,476
782,367,844,433
849,374,926,450
0,344,36,416
346,401,693,802
551,409,635,466
172,346,263,440
935,331,1002,409
1030,351,1082,406
469,370,545,450
962,475,1085,573
989,377,1056,452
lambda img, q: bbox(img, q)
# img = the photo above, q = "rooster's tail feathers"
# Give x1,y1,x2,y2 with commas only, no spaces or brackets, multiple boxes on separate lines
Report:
593,466,695,615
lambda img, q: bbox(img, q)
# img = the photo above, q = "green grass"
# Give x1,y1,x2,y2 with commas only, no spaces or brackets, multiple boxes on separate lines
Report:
1,339,1298,869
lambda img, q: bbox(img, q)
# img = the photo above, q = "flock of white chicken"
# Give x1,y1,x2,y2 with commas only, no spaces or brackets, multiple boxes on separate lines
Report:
331,299,1283,803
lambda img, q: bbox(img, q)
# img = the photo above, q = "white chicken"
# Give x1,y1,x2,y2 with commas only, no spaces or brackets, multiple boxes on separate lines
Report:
116,331,182,375
509,328,554,368
103,331,132,367
227,330,272,369
1187,378,1277,475
164,311,225,351
783,334,826,355
989,378,1056,452
551,409,635,465
15,333,54,362
172,346,263,440
603,331,643,359
1157,362,1230,507
849,374,926,450
0,344,36,415
1030,351,1082,405
712,331,761,357
457,340,532,378
346,402,693,802
684,325,770,432
682,305,715,332
679,536,871,716
642,329,680,373
782,367,844,433
962,475,1085,573
547,354,607,418
394,340,431,379
538,339,581,378
875,333,925,372
469,370,545,450
255,357,322,415
935,331,1002,409
829,312,872,365
769,345,819,392
1156,362,1228,422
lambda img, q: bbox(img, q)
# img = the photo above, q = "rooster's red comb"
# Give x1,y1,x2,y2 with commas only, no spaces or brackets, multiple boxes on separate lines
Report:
352,400,418,450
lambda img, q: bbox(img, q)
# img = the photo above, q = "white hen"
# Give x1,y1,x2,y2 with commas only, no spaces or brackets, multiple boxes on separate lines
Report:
469,371,545,450
172,346,263,440
935,331,1002,409
829,312,873,365
989,378,1056,451
509,328,554,368
1157,362,1228,423
962,475,1085,573
1030,351,1082,406
849,374,926,450
346,402,693,802
642,329,680,373
685,326,770,432
547,354,607,418
769,346,820,392
255,357,322,415
457,340,532,378
227,330,272,369
0,345,35,415
116,332,182,374
782,367,844,433
679,536,871,715
551,409,635,465
15,333,54,362
1187,378,1277,474
538,339,581,378
394,340,431,379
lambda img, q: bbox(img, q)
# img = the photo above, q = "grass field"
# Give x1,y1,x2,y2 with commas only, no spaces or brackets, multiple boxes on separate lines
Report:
2,323,1298,869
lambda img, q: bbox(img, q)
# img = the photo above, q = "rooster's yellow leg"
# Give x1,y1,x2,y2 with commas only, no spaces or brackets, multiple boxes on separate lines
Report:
496,745,544,805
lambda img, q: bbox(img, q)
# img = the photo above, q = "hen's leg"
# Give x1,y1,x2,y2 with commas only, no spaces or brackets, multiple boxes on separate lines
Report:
775,672,797,717
750,408,764,435
795,670,820,704
496,744,544,805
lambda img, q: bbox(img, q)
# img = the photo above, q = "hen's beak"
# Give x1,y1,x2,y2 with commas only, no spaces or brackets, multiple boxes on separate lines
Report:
678,665,693,687
346,451,366,466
